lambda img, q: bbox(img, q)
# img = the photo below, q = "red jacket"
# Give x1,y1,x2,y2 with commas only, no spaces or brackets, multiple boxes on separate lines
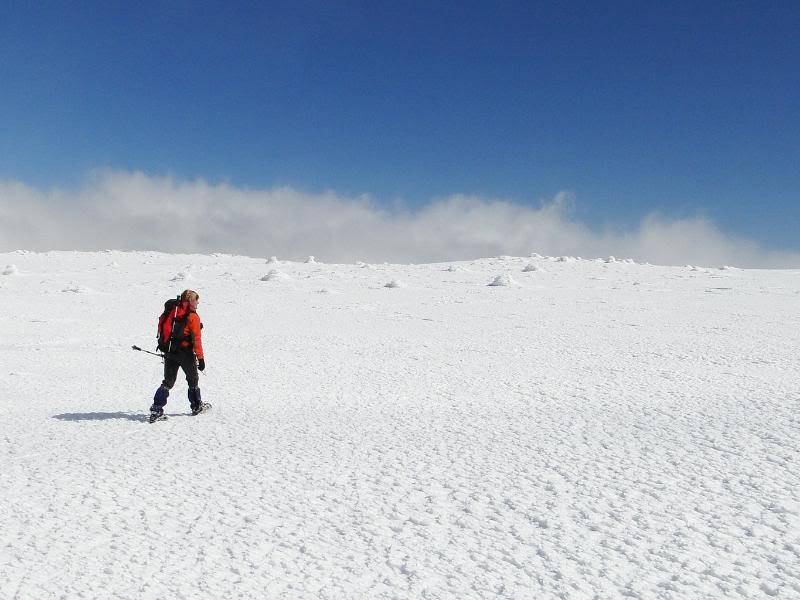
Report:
178,311,204,359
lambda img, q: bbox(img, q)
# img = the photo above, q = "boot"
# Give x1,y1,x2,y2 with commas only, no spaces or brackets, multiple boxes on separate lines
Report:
188,387,206,415
149,386,169,416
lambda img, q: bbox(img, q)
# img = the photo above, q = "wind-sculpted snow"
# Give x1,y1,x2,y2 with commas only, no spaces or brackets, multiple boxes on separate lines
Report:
0,251,798,599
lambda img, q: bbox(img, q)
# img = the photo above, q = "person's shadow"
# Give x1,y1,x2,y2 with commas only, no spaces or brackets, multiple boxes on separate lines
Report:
53,412,152,423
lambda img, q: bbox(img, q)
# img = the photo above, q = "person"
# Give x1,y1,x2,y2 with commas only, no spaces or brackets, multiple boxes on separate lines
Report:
149,289,208,422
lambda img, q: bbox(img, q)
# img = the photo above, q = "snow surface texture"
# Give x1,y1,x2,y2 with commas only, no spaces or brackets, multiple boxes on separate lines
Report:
1,251,798,599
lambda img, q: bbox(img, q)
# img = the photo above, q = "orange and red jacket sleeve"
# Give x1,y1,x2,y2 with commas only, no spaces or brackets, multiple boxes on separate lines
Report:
187,313,204,359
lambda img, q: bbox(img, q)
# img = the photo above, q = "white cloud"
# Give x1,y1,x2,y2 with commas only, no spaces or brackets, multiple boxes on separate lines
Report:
1,170,797,268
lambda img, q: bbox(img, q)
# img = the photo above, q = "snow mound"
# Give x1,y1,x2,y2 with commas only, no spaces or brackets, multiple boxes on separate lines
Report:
488,273,516,286
384,279,404,288
443,265,468,272
604,256,616,263
260,269,289,282
305,256,316,264
522,263,541,273
2,264,18,275
266,256,278,264
556,256,577,263
170,270,191,282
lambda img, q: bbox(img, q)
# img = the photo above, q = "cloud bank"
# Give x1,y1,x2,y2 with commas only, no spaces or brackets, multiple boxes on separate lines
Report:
1,171,797,268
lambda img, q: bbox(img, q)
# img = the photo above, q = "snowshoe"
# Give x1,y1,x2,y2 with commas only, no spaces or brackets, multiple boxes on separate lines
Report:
149,410,167,423
191,402,212,416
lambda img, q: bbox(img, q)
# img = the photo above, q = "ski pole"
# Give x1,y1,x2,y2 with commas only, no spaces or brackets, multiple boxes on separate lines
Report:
132,345,164,359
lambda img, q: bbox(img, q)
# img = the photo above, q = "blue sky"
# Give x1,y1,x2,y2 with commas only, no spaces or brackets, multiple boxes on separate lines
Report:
1,1,798,253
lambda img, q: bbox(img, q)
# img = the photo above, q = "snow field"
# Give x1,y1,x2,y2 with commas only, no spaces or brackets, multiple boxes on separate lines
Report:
0,250,798,599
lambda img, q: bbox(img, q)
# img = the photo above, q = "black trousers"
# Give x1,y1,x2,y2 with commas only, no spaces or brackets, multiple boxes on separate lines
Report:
161,351,199,389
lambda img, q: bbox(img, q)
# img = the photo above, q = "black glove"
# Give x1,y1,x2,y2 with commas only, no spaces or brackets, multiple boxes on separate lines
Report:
198,358,205,371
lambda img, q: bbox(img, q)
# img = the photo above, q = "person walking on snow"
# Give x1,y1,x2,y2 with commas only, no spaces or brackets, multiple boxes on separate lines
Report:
149,289,209,422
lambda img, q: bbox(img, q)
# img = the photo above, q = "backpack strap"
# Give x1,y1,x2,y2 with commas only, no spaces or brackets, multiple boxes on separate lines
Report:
166,295,183,353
